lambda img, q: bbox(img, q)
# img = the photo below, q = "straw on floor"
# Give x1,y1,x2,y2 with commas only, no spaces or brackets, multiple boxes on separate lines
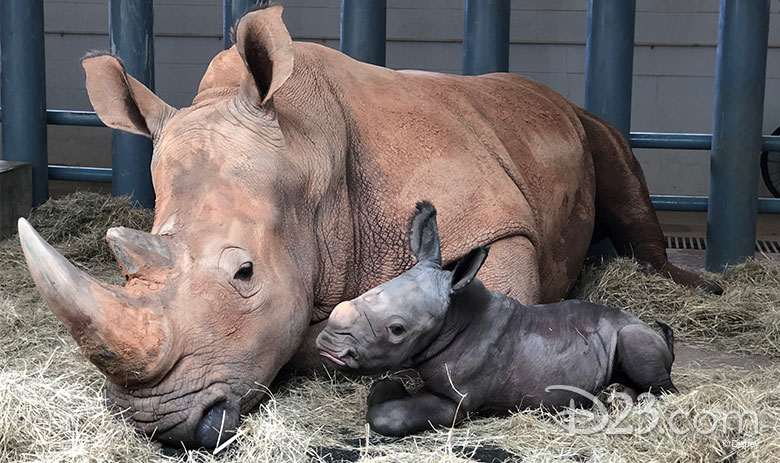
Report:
1,192,777,462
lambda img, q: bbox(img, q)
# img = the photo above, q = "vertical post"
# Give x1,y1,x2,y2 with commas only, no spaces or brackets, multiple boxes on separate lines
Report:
109,0,155,208
706,0,769,271
462,0,510,76
340,0,386,66
1,0,48,206
223,0,256,49
584,0,636,139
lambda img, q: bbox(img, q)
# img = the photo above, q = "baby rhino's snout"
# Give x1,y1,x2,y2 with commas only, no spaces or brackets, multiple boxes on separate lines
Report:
329,301,359,331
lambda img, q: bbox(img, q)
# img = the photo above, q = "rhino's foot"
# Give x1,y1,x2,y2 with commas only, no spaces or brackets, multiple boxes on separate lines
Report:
639,260,723,295
367,379,410,408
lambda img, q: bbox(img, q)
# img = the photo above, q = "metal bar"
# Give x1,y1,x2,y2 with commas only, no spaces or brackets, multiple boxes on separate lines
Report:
1,108,105,127
48,166,112,183
462,0,510,75
763,136,780,152
340,0,387,66
109,0,155,208
652,195,780,214
1,0,48,206
223,0,256,49
46,110,104,127
630,133,780,151
706,0,770,271
584,0,637,139
630,133,712,150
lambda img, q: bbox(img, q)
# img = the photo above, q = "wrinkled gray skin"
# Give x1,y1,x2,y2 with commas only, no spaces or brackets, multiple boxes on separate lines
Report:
316,202,677,436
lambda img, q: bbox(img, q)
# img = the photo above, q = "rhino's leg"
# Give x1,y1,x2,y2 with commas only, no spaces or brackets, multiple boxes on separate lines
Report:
576,108,722,294
367,378,410,408
614,324,678,395
473,235,540,304
366,388,463,437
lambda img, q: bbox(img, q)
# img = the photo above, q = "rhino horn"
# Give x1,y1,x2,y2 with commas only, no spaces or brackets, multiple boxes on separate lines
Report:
106,227,173,279
18,218,172,385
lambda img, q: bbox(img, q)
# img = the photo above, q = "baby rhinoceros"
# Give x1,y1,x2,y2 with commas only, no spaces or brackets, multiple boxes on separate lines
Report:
316,201,678,437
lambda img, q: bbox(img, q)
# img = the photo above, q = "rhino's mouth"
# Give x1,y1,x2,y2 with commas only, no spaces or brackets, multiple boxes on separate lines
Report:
319,350,347,366
317,343,359,370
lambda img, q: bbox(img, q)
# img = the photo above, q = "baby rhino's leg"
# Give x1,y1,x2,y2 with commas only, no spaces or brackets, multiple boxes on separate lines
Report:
367,379,410,408
366,387,463,437
615,324,678,394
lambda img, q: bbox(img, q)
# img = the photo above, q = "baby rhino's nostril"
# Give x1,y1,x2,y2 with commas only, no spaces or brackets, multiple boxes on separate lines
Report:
195,400,239,449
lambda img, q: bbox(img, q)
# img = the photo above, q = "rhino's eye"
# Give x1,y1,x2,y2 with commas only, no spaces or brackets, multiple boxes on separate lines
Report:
234,262,253,280
388,324,405,336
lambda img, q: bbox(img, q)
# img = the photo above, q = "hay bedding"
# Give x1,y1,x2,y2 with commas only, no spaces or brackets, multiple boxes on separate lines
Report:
1,193,779,462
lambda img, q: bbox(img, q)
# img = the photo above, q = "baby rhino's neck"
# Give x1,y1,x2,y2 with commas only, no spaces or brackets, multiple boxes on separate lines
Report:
412,280,521,377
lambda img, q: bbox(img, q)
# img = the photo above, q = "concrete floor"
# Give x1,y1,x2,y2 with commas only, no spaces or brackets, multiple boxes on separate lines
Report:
658,211,780,241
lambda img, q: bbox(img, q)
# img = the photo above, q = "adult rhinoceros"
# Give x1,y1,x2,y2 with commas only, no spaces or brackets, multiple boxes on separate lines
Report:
18,5,715,450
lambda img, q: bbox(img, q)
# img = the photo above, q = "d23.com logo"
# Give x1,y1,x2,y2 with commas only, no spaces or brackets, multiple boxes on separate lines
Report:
545,385,758,438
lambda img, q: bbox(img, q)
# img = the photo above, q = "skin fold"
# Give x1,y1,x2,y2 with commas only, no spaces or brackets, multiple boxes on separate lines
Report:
317,202,677,436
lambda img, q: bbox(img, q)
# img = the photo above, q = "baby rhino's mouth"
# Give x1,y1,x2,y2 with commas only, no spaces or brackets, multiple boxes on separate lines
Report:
317,343,358,369
319,350,347,366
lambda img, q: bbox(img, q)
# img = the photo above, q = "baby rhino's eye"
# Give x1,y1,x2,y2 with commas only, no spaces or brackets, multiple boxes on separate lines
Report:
388,324,406,336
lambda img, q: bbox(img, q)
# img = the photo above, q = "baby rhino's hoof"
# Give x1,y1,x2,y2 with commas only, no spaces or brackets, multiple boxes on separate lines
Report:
367,379,409,408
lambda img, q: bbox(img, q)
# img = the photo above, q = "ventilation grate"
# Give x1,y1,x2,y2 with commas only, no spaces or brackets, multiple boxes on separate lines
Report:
665,236,707,250
664,236,780,254
756,239,780,254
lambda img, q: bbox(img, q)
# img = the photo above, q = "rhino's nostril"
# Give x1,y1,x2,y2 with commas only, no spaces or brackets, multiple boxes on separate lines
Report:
195,400,239,449
346,347,357,359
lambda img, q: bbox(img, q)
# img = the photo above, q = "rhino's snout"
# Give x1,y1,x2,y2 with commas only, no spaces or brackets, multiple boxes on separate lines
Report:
316,329,359,368
195,400,239,449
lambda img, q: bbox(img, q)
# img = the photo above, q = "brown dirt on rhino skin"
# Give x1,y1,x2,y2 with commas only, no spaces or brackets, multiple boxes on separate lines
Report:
1,192,779,462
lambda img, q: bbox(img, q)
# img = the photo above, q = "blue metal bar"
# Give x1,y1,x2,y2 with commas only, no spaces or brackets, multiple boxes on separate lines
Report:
1,108,105,127
46,110,104,127
340,0,387,66
630,133,712,150
48,166,112,183
652,195,780,214
763,135,780,152
223,0,256,49
584,0,637,139
706,0,770,271
109,0,155,208
462,0,510,76
1,0,48,206
630,133,780,151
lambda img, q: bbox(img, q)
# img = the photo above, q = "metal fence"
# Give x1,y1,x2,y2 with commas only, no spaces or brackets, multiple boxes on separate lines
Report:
0,0,777,270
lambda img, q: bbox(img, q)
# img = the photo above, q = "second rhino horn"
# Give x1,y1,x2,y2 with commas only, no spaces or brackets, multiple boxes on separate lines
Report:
106,227,174,279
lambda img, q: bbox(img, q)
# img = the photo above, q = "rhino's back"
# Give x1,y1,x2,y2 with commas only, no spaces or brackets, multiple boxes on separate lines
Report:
307,45,595,294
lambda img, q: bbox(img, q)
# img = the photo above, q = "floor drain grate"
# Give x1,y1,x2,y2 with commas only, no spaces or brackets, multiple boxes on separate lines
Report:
664,236,780,254
756,239,780,254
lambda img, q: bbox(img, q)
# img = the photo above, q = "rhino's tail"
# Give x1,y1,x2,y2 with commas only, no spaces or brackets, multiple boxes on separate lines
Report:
655,321,675,362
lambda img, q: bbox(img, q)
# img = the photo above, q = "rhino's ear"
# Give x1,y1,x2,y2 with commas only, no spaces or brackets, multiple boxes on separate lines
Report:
235,5,294,106
82,53,176,140
450,246,489,293
409,201,442,266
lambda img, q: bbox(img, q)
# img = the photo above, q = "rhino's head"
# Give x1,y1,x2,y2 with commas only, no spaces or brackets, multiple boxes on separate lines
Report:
316,202,489,373
19,6,318,450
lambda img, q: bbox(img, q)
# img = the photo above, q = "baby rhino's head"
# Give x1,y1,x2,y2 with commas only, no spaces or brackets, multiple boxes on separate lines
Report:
316,201,488,373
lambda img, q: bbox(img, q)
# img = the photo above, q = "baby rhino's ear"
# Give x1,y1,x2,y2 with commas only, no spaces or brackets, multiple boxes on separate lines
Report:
451,246,489,293
409,201,442,265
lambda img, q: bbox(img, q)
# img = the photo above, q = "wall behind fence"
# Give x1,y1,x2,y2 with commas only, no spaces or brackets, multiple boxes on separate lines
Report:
0,0,778,198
